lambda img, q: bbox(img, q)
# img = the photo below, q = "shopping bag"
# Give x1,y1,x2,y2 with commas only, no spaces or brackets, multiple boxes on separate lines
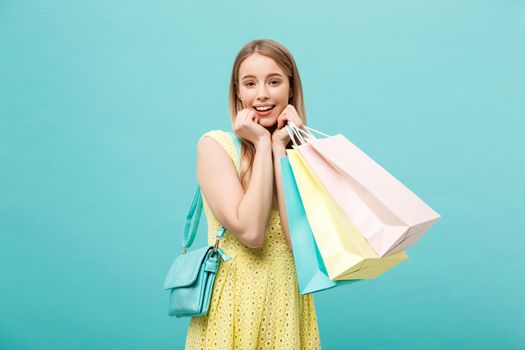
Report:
286,148,408,280
290,124,441,257
281,156,359,293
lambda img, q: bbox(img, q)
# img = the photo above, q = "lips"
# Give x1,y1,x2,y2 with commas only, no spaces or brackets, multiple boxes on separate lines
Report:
254,105,275,117
254,105,275,112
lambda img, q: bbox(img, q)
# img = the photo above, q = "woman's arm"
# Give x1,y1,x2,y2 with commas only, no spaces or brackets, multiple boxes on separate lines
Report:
272,143,293,251
197,134,273,248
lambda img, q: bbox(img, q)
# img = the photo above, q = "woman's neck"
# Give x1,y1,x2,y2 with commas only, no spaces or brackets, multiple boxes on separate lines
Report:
265,124,278,134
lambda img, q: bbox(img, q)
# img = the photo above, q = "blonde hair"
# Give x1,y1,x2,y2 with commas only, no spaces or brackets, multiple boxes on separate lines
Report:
229,39,307,191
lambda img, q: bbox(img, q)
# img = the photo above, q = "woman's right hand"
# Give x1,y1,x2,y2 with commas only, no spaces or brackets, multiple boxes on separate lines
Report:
233,108,271,147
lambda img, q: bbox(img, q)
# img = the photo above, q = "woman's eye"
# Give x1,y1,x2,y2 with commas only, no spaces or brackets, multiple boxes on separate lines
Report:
244,80,280,87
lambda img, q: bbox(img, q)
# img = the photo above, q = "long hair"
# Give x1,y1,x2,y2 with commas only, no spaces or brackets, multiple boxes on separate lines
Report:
228,39,307,191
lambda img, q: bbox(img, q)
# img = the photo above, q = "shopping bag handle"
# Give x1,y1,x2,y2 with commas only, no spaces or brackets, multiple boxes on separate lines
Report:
291,122,331,140
285,122,307,147
286,122,331,146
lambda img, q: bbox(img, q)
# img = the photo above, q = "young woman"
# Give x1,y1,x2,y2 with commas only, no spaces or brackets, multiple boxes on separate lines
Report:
185,39,321,349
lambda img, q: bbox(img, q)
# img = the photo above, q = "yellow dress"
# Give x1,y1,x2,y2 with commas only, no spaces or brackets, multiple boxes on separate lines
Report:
185,130,321,350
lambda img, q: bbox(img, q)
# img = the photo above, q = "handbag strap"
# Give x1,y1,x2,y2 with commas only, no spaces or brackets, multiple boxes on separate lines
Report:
181,131,241,252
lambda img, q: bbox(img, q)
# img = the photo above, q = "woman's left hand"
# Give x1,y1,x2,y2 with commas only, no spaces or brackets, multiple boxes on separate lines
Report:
271,104,304,148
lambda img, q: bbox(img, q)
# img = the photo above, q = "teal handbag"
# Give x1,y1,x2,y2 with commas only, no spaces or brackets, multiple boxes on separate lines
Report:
163,131,240,318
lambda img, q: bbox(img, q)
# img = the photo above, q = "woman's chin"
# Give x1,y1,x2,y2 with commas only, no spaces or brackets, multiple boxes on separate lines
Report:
261,121,279,131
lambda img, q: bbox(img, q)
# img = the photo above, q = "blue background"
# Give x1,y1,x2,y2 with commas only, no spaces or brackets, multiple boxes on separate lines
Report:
1,1,524,349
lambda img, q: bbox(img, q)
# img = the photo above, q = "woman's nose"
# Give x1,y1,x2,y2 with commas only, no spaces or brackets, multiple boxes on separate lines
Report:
256,84,269,100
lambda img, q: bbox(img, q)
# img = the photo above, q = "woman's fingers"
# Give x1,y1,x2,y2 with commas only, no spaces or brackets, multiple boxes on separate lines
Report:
234,109,253,134
281,105,303,129
236,109,255,127
277,113,287,129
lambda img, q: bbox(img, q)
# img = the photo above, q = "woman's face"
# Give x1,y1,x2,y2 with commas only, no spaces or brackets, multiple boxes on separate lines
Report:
237,53,292,129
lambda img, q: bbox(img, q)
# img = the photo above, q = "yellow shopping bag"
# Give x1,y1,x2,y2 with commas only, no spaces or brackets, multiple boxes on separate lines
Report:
287,149,408,280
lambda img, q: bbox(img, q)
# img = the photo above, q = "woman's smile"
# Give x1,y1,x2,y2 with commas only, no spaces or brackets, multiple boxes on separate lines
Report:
253,104,276,117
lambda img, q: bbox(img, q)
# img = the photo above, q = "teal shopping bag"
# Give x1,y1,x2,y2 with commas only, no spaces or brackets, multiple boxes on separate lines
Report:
281,156,358,294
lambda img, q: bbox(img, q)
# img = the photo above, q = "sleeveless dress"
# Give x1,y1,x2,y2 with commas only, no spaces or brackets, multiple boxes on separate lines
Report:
185,130,322,350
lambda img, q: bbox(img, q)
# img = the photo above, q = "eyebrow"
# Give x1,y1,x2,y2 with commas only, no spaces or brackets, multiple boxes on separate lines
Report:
241,73,284,80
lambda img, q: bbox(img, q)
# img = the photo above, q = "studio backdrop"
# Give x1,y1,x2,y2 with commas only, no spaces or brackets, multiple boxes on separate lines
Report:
1,1,524,349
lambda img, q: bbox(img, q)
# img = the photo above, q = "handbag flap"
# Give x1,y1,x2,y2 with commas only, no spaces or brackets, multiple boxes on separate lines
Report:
163,246,212,290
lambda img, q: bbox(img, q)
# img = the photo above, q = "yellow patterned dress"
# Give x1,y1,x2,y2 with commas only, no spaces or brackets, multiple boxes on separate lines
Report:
185,130,321,350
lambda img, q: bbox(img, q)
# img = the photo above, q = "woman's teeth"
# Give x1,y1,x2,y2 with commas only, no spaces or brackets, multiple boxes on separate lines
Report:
254,105,275,111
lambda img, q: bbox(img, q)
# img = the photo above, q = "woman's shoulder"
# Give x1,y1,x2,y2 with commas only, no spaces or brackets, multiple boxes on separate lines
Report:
199,129,233,141
198,129,236,147
197,129,238,164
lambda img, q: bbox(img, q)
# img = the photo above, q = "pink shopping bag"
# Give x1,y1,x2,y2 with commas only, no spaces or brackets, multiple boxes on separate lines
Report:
289,124,441,257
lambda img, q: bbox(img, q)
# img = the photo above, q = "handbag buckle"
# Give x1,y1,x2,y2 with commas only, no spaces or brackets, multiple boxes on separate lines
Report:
182,247,188,254
213,239,220,252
